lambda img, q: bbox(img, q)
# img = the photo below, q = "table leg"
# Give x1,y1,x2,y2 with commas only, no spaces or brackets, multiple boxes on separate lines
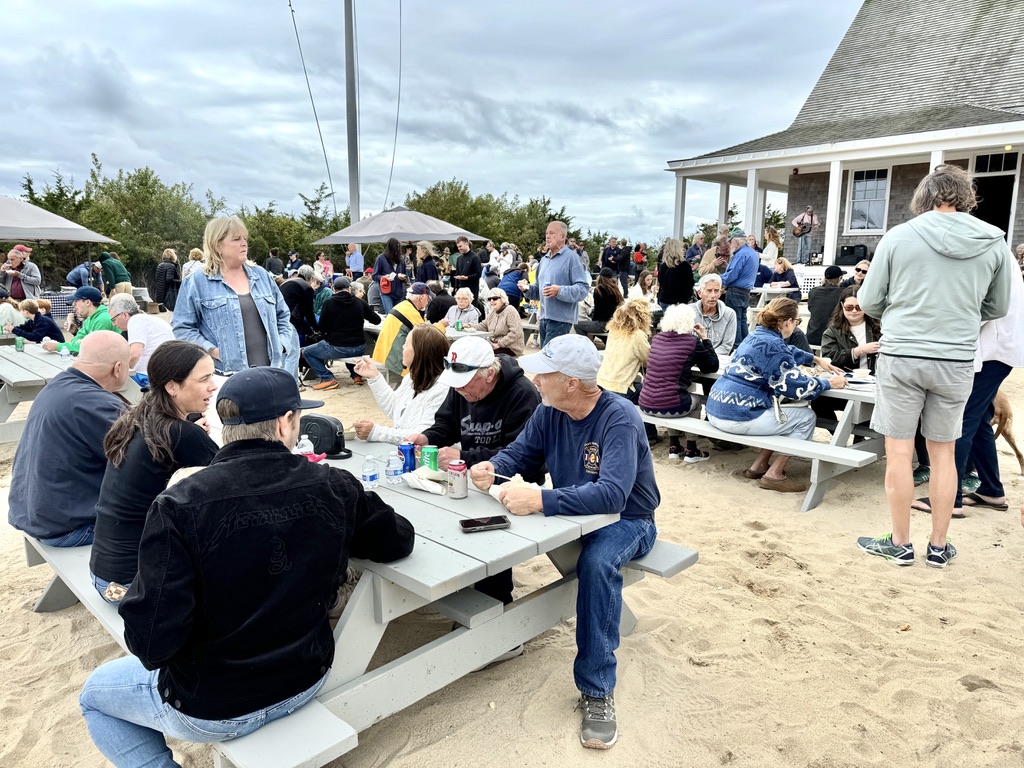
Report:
546,541,640,637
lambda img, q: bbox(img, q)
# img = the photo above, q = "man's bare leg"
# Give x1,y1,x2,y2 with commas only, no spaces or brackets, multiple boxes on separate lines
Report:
925,439,957,548
884,436,915,546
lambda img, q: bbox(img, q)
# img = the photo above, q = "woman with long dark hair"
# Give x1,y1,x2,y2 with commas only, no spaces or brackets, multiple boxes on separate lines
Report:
89,341,219,602
372,237,410,314
821,286,881,372
351,324,451,443
575,267,623,338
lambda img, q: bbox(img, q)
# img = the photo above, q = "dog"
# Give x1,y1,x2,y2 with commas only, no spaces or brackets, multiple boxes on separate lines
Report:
993,388,1024,475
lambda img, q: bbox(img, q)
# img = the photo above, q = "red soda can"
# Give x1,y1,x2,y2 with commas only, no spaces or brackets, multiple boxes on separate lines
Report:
447,460,468,498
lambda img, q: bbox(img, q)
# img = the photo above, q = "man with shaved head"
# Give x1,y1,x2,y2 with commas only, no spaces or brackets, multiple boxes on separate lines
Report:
8,331,130,546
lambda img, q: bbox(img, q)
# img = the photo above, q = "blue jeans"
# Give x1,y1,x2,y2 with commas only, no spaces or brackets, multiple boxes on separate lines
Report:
80,656,328,767
539,319,572,348
91,571,131,604
723,288,750,347
795,234,811,265
380,293,395,314
39,523,94,547
954,360,1011,507
574,517,657,698
301,340,365,381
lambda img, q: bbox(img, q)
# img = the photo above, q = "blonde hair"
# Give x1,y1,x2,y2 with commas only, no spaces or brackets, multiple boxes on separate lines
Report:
661,238,686,268
203,216,249,276
188,247,203,262
765,227,782,249
775,256,793,271
19,299,38,314
416,240,438,260
755,297,799,331
607,298,652,337
35,298,51,313
161,248,177,261
910,164,977,214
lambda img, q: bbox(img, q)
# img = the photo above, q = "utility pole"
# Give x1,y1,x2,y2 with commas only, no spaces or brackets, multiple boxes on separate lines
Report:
344,0,360,223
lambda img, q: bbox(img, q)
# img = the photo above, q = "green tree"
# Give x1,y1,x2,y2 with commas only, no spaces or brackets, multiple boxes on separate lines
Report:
764,203,786,233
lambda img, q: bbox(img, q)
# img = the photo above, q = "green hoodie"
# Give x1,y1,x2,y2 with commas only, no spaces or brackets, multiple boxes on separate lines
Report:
858,210,1014,361
58,304,117,354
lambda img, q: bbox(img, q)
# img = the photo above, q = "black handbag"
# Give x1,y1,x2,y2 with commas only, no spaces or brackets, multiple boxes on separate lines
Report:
299,413,352,460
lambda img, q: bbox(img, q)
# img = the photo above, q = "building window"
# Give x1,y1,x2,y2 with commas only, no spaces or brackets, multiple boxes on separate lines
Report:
848,169,888,231
975,153,1018,174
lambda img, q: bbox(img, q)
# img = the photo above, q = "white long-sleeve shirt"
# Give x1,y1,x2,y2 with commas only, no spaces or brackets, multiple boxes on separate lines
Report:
365,372,451,444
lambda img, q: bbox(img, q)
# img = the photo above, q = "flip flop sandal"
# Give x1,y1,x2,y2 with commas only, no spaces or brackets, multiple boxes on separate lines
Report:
961,492,1009,511
912,497,967,519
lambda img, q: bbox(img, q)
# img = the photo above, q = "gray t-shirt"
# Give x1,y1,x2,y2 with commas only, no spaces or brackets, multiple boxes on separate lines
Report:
238,293,270,367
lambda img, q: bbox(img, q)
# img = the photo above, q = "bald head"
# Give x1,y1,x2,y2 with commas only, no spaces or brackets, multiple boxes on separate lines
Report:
73,330,131,393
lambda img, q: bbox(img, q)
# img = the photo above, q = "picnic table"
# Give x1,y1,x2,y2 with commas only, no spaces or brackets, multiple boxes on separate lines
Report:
444,327,492,340
0,344,143,443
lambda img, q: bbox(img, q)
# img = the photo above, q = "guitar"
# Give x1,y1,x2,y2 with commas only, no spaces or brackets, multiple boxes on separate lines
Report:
792,220,812,238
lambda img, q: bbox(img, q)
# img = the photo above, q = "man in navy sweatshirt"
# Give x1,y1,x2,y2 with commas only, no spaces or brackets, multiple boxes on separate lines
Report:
470,334,659,751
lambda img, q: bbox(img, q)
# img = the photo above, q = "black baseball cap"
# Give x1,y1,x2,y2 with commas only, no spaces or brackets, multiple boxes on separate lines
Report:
218,367,324,425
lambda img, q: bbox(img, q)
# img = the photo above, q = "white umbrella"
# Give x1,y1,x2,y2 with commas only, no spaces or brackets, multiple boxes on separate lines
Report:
0,196,118,244
313,205,487,245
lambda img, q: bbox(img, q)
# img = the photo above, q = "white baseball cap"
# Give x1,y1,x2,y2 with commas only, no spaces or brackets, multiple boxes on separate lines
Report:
439,336,496,388
519,335,601,380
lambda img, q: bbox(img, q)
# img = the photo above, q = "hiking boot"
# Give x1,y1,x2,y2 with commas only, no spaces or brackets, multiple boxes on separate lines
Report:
857,533,915,566
578,693,617,749
925,541,957,569
312,378,340,391
683,448,710,464
913,466,930,486
960,471,981,494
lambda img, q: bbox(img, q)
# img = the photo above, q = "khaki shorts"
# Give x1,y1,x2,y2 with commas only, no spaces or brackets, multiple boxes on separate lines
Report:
870,355,973,442
111,282,133,295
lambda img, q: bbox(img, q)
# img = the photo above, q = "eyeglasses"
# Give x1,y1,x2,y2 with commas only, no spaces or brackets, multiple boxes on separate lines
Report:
843,304,862,311
854,268,868,274
444,359,482,373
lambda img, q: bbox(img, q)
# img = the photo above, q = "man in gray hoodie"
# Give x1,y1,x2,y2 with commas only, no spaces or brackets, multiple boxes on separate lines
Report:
856,164,1015,569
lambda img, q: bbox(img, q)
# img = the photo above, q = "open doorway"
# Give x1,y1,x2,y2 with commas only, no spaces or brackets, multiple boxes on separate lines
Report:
973,175,1014,238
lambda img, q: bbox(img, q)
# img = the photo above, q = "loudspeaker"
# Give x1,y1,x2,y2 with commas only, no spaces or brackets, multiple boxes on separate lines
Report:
836,245,858,265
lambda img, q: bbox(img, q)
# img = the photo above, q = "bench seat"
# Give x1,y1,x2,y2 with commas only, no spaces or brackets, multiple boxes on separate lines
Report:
627,540,699,578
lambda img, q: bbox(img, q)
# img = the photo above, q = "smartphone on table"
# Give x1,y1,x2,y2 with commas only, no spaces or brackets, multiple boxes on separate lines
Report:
459,516,511,533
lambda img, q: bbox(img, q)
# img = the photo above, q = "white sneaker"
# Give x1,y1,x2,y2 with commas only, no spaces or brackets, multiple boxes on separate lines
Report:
473,644,524,672
668,447,681,460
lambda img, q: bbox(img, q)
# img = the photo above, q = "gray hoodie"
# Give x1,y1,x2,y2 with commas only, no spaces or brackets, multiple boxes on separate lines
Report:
858,210,1014,360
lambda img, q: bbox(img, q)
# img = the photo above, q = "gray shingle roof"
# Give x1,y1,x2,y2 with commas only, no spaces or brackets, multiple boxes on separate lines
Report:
693,0,1024,160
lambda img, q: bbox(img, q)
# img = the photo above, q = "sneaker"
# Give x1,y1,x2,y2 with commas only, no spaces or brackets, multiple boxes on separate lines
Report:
472,644,524,672
352,376,366,386
683,448,710,464
925,541,957,569
578,693,617,749
960,471,981,494
311,378,340,391
857,533,915,566
668,446,681,460
913,466,930,486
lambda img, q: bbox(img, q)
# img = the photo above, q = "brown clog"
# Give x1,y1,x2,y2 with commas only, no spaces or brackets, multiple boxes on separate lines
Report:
742,468,767,480
758,475,808,493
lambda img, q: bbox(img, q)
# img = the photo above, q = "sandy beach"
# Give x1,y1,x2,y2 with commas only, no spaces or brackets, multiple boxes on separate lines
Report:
2,367,1023,768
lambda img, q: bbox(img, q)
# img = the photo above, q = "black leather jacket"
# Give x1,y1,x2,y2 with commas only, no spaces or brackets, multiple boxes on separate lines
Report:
119,438,414,719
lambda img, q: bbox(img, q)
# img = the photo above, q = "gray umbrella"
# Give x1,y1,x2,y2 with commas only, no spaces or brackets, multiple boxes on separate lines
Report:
313,206,487,245
0,196,118,244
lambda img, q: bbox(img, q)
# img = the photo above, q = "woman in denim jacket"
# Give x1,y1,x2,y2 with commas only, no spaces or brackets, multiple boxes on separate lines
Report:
173,216,297,376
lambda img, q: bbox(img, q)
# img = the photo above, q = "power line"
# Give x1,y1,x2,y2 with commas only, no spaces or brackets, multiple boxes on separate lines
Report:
288,0,339,219
383,0,402,210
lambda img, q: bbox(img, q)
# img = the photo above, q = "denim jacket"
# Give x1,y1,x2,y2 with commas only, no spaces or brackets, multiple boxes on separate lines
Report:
172,264,294,374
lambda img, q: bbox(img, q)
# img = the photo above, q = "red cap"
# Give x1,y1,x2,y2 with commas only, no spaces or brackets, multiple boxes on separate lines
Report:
12,244,32,254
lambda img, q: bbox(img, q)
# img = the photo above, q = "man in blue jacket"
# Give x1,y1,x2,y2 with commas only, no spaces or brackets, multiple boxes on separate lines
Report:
719,230,759,347
518,221,592,347
470,334,659,751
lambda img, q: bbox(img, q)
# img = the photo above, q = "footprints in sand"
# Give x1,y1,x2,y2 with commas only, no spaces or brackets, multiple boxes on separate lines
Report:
743,520,768,531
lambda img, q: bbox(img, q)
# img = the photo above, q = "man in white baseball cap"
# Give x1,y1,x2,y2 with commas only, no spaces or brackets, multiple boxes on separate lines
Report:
470,333,660,750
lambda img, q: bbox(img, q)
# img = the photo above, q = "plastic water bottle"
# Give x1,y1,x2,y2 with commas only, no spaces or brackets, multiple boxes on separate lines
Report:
361,457,380,490
295,434,314,455
385,452,404,484
59,347,71,360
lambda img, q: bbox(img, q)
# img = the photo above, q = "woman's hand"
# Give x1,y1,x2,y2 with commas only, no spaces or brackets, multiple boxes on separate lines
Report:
693,323,708,341
2,324,11,333
814,356,844,374
353,356,379,379
856,341,881,357
828,374,847,389
352,420,374,441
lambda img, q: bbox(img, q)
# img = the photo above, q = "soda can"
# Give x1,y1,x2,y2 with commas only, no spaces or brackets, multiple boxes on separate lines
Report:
421,446,439,471
447,460,468,498
14,336,24,352
398,441,417,474
454,319,463,332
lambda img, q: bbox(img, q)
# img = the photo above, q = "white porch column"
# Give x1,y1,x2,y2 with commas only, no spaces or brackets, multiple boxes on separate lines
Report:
718,183,730,228
822,160,843,265
755,186,766,239
930,149,945,171
745,169,760,239
674,175,687,240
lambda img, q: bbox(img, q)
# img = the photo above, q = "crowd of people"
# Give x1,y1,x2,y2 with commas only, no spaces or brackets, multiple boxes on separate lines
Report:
4,162,1023,764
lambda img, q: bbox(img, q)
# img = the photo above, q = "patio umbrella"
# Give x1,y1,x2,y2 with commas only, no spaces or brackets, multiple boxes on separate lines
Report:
313,205,487,245
0,196,118,244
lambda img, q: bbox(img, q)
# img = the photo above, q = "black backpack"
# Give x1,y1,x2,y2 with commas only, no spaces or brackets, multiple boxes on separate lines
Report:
299,414,352,460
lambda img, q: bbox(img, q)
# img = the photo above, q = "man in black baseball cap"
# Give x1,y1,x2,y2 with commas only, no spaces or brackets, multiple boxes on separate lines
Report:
81,365,415,763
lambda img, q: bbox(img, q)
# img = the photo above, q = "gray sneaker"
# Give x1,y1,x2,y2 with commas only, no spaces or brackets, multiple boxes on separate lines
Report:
926,541,958,569
857,533,915,566
579,693,617,749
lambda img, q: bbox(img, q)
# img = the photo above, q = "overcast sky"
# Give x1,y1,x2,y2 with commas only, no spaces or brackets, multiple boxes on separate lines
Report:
1,0,864,243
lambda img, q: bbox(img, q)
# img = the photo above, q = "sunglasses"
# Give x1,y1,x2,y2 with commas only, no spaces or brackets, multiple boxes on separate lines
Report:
487,297,501,302
854,268,868,274
843,304,862,311
444,359,482,374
